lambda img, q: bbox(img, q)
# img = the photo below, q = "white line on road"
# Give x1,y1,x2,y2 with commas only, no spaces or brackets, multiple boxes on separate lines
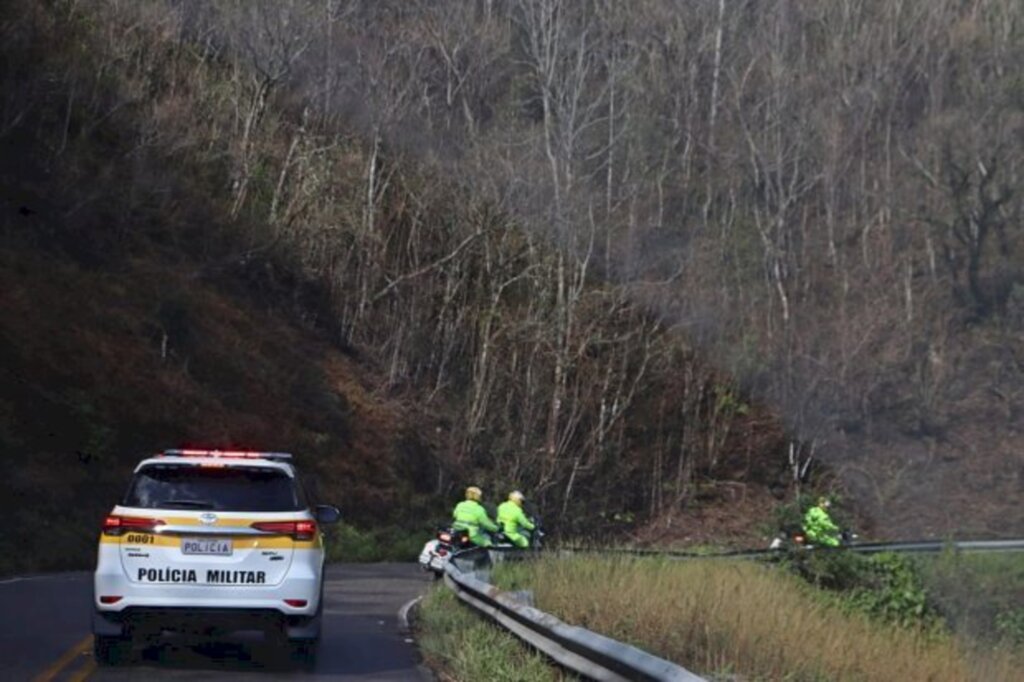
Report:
0,574,85,586
398,595,423,632
0,575,50,586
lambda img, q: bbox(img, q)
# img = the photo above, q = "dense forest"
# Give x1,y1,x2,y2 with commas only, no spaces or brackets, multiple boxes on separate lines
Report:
2,0,1022,571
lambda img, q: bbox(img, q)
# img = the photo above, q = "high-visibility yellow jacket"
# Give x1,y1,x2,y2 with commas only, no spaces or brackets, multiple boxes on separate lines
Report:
803,505,840,547
497,500,535,548
452,499,498,547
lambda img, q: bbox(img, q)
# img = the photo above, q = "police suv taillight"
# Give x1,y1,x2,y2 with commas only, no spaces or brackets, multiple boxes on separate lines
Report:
102,515,165,536
251,520,317,541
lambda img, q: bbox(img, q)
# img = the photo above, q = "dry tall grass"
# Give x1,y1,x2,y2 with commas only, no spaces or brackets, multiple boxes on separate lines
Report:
505,557,1020,681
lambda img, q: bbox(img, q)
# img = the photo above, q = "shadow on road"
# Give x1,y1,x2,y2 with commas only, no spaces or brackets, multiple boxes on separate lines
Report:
125,636,305,675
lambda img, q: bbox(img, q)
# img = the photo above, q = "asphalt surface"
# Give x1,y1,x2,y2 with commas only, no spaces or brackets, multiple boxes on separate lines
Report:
0,564,433,681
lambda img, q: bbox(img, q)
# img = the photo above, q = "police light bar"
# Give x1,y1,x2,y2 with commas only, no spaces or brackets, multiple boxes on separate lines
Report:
161,449,293,461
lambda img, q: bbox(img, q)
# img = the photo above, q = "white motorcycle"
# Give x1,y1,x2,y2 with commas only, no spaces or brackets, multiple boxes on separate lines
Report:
768,526,858,550
418,519,544,577
418,526,473,579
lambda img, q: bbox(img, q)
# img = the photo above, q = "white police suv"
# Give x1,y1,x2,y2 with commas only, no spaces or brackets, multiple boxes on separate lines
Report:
92,449,340,667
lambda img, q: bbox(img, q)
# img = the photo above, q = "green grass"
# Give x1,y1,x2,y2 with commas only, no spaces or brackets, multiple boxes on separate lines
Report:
493,556,1022,681
324,522,427,562
915,551,1024,644
416,585,572,681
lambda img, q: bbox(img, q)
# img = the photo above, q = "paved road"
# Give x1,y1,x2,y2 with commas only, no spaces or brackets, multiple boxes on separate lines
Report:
0,564,433,681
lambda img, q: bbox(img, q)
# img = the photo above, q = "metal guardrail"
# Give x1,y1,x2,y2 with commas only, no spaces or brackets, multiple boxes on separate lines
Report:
443,548,705,682
844,539,1024,554
560,537,1024,561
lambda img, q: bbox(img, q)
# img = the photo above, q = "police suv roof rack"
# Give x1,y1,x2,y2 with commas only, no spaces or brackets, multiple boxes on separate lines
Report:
161,449,293,461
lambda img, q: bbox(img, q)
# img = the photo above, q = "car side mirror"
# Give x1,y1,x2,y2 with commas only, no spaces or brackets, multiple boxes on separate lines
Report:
315,504,341,525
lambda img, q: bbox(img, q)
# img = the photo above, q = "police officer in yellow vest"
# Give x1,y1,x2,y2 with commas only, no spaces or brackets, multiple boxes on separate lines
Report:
803,496,841,547
497,490,536,549
452,486,499,548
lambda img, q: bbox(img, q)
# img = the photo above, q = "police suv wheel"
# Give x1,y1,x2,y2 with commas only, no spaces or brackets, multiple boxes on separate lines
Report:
289,637,319,669
94,634,131,666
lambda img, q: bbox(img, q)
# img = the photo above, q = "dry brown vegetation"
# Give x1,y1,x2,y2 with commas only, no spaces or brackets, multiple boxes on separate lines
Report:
1,0,1022,575
0,0,442,571
54,0,1018,538
0,0,796,561
505,556,1021,681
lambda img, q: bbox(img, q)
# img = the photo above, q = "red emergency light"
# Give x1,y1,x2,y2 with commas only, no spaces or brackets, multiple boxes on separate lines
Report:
161,449,293,461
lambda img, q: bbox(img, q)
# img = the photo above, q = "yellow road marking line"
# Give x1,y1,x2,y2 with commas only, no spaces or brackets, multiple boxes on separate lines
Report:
67,656,97,682
31,634,93,682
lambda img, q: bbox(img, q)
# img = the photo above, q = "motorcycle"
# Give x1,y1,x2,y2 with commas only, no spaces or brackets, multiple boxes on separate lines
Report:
418,526,474,579
491,518,544,552
418,517,544,578
769,525,857,550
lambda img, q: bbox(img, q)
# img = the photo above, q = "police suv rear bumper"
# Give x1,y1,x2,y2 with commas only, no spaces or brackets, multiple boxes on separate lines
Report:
93,606,321,640
93,567,323,639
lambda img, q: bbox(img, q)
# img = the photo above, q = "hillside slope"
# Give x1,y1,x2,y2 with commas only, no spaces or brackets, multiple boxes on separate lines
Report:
6,0,1022,577
0,5,445,573
0,1,913,575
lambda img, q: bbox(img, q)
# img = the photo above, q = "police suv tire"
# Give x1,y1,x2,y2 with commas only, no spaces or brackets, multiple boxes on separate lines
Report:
289,637,319,670
290,588,322,670
94,634,131,666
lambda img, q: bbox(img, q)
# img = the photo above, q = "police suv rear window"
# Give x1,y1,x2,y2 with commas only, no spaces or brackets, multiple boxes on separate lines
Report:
124,465,304,512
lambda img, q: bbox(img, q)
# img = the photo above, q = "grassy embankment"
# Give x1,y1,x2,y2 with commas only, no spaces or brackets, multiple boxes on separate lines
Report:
471,555,1022,681
416,586,572,682
916,552,1024,646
